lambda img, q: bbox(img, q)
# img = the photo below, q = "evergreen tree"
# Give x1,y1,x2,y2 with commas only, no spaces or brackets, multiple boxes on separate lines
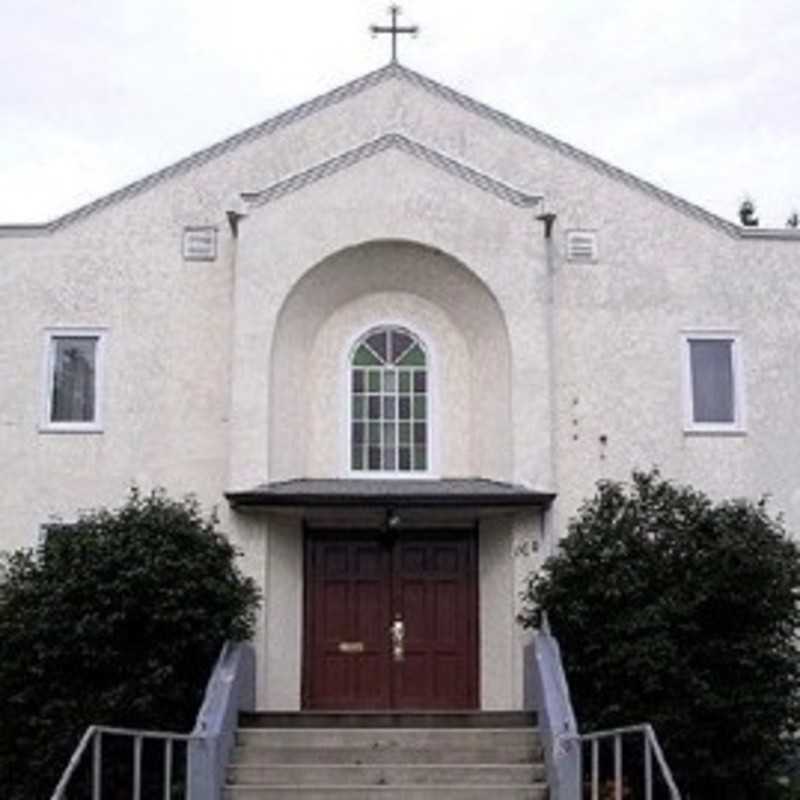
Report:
520,470,800,798
0,489,260,799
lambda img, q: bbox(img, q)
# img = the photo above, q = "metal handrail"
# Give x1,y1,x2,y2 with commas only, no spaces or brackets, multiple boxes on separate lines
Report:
578,723,681,800
51,725,198,800
531,616,581,799
190,641,256,797
530,615,682,800
50,641,255,800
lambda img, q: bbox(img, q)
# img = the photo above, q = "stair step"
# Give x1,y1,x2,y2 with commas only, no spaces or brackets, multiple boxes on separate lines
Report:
231,745,541,765
235,728,541,749
240,712,537,729
228,764,546,786
224,786,548,799
227,713,549,799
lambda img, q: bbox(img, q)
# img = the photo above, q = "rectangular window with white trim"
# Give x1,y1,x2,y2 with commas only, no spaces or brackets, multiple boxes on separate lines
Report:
41,328,106,432
682,331,745,433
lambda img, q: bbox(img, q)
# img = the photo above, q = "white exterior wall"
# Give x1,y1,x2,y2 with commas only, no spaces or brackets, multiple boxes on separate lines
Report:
1,67,799,709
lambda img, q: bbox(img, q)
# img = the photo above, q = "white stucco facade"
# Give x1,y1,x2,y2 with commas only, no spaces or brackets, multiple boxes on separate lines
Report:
2,63,799,710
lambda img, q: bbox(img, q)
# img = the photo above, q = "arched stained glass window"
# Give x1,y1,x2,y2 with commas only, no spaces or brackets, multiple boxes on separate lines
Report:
351,326,428,472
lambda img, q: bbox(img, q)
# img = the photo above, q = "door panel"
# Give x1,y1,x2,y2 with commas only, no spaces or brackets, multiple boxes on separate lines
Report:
304,530,477,710
394,535,477,709
306,537,392,709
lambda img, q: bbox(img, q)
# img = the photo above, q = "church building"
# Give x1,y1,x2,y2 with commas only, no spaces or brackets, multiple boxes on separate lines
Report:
2,45,799,713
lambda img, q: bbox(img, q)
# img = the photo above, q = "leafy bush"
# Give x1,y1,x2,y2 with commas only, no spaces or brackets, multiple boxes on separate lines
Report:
0,488,260,799
521,470,800,799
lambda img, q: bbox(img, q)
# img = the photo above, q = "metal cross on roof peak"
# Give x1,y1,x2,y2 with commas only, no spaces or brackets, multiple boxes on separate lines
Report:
370,5,419,64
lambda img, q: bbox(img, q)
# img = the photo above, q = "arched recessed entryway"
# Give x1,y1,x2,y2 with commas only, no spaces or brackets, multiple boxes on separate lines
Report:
269,239,513,482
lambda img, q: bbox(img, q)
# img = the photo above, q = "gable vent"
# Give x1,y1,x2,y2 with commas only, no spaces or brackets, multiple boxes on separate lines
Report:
566,230,598,262
182,227,217,261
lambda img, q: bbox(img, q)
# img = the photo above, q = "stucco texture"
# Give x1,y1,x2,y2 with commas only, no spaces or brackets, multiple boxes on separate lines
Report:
1,66,799,709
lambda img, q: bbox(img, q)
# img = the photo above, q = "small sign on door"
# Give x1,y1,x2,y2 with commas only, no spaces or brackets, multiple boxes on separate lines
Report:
338,641,365,654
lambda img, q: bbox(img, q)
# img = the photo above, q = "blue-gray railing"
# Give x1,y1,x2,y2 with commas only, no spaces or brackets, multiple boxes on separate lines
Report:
51,641,255,800
579,724,681,800
190,640,256,798
531,614,582,800
531,614,681,800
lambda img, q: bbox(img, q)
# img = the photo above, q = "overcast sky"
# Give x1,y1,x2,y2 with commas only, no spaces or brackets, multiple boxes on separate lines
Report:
2,0,798,226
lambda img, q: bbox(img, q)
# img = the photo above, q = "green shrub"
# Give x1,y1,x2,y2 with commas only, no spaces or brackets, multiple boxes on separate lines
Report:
521,469,800,799
0,488,260,799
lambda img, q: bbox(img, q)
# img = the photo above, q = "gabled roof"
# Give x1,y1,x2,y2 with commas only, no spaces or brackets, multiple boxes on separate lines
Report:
241,133,542,210
2,61,799,241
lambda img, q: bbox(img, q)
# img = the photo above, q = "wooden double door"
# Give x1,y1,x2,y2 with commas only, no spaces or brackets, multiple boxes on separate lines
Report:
303,529,478,710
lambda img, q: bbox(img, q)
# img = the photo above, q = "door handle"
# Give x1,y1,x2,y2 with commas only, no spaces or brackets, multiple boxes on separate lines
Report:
390,617,405,662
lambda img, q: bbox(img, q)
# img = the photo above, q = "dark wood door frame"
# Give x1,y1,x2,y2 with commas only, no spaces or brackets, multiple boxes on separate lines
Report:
302,525,479,710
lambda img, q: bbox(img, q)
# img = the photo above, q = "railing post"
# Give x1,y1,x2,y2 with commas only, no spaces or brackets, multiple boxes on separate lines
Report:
163,738,173,800
644,731,653,800
133,735,142,800
614,734,622,800
92,731,102,800
591,738,599,800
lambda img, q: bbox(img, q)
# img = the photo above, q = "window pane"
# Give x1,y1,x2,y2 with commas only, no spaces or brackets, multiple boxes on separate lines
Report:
414,423,426,444
689,339,735,423
352,396,365,419
353,345,381,366
399,397,411,419
369,423,380,444
399,423,411,444
414,446,427,471
368,447,381,470
384,370,396,392
398,372,410,392
368,396,381,419
352,371,364,392
383,397,396,419
398,448,411,471
397,344,426,367
383,448,396,470
413,371,426,393
413,396,426,419
352,445,364,470
390,331,413,363
352,422,365,444
366,332,388,362
368,370,381,392
51,338,96,422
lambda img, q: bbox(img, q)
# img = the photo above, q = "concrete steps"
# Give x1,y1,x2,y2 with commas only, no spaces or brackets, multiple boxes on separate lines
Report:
230,745,540,765
225,790,548,799
239,711,538,729
225,713,549,799
229,764,546,785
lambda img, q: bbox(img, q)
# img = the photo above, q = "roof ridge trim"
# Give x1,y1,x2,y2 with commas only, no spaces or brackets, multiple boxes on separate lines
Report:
0,60,798,240
240,132,543,209
394,65,745,237
0,62,402,234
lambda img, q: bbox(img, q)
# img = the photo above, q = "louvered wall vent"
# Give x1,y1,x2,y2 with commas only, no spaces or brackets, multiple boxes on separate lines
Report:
566,230,598,262
182,227,217,261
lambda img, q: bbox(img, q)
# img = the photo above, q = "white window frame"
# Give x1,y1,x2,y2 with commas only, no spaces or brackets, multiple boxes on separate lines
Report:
40,327,107,433
344,322,437,479
681,329,746,435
